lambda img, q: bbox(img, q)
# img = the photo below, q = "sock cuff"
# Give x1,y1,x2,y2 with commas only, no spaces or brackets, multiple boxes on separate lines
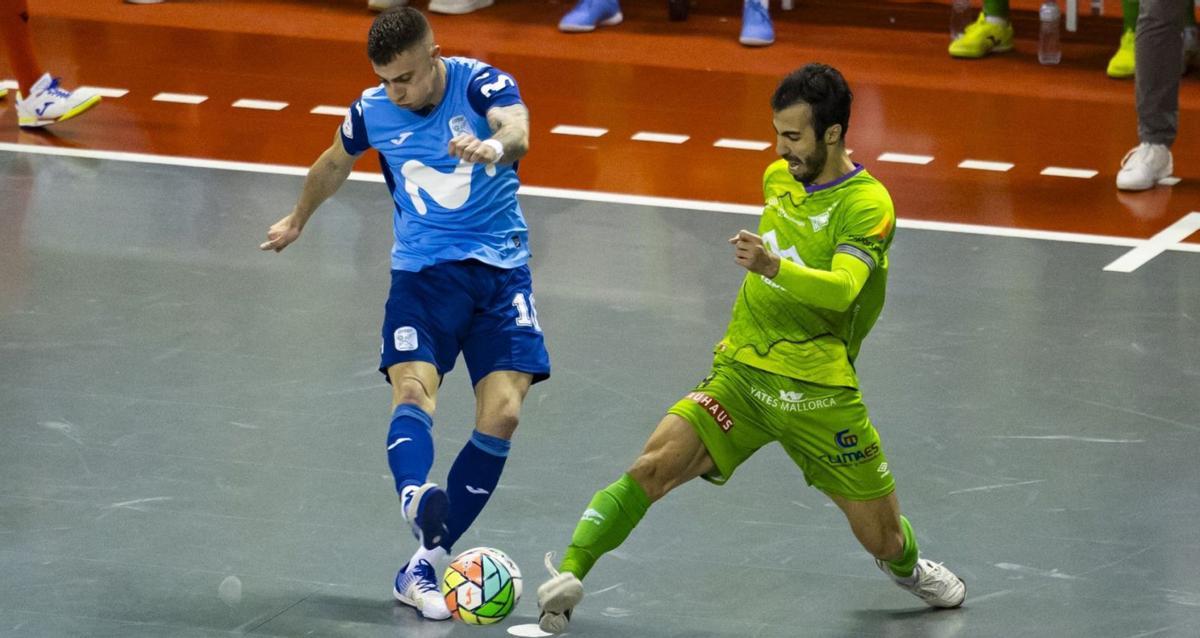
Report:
469,430,512,457
391,403,433,430
614,473,651,516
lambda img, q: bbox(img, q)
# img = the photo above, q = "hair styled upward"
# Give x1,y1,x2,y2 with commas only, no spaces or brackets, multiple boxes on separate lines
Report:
771,64,853,144
367,7,431,66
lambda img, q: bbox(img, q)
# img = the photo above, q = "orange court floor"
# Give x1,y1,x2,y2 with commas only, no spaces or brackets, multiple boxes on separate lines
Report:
1,0,1199,242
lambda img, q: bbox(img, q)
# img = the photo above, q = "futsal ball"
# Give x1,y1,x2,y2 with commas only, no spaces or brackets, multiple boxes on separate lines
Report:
442,547,523,625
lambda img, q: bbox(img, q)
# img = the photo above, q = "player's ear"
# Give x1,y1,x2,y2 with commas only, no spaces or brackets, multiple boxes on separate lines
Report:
429,43,441,63
824,124,843,146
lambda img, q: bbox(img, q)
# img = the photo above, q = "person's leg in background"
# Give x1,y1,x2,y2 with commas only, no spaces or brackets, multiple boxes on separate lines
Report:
0,0,101,127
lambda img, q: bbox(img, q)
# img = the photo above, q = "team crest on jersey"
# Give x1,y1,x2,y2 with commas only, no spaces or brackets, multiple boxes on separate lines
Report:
448,115,474,138
810,205,834,232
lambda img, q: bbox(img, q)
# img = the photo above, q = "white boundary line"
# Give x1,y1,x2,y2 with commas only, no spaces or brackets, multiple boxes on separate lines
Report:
232,99,289,111
152,92,208,104
878,152,934,165
1103,212,1200,272
550,125,607,137
1,142,1197,258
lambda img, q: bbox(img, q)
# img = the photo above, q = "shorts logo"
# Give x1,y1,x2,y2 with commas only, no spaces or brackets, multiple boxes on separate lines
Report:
835,429,858,449
341,110,354,138
685,392,735,432
877,462,890,477
750,386,837,413
393,326,418,352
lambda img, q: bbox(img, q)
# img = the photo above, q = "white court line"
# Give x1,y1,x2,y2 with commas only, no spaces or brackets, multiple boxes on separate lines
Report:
1041,166,1098,179
878,152,934,165
1103,212,1200,272
152,92,208,105
77,86,130,98
1,142,1199,258
713,138,771,151
631,131,689,144
232,99,288,111
550,124,607,137
310,105,347,116
1,78,16,90
958,159,1014,172
1158,176,1182,186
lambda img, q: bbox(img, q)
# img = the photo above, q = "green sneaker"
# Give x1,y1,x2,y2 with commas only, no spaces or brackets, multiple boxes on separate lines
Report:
1107,29,1136,78
949,13,1014,59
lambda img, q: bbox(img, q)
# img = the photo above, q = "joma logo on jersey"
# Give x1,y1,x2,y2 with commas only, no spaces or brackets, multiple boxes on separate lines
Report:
685,392,735,432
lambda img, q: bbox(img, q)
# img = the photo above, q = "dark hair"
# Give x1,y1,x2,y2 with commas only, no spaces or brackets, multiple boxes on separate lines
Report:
367,7,431,66
770,64,852,143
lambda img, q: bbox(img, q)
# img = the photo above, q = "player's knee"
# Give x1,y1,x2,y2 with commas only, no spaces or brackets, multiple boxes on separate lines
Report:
477,411,519,439
392,376,436,414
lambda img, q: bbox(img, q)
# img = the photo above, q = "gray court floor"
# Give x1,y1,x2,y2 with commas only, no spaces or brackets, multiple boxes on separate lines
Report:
1,150,1198,637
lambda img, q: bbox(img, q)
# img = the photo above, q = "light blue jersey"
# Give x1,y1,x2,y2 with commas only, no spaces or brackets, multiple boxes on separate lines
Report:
341,56,528,272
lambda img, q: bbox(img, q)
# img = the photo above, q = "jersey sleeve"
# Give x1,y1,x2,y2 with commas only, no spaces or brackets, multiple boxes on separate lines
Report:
466,65,524,117
339,99,370,156
832,193,895,271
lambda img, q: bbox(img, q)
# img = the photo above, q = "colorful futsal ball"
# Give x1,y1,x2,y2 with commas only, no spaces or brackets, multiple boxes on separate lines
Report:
441,547,523,625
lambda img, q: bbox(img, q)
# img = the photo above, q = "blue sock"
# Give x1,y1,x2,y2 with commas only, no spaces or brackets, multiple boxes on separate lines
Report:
386,404,435,494
442,430,510,550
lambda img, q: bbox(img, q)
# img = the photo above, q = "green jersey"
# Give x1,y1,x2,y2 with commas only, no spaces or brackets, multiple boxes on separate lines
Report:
717,160,896,388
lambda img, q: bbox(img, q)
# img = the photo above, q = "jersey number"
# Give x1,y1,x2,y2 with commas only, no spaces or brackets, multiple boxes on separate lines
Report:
481,74,515,98
512,293,542,331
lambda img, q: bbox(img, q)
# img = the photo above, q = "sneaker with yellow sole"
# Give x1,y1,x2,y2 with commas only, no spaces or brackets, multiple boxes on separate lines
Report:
949,13,1014,59
1107,29,1136,78
16,73,101,128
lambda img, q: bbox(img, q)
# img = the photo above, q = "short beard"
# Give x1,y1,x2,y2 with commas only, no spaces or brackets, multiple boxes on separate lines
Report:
796,141,828,186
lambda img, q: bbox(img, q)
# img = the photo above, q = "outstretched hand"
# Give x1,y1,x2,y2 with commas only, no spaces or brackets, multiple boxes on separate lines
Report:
260,215,302,252
729,230,781,278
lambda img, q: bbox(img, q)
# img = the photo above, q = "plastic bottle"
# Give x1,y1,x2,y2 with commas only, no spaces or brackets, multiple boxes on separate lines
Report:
950,0,972,40
1090,0,1103,16
1039,1,1062,65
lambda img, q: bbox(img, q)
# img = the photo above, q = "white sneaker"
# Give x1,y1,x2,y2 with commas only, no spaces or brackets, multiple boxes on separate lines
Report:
428,0,494,14
1116,143,1173,191
124,0,165,4
15,73,101,128
877,557,966,608
368,0,408,10
537,552,583,634
394,559,451,620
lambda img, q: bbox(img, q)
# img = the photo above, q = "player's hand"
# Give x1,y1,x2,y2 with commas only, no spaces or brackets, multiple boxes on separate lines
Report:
448,134,501,164
729,230,781,278
260,215,303,253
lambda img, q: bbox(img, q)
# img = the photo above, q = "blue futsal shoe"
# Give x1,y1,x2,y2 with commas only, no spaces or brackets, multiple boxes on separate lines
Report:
558,0,623,33
738,0,775,47
401,482,449,549
394,559,451,620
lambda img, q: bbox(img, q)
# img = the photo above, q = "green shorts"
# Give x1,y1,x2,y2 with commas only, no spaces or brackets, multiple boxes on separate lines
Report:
667,354,895,501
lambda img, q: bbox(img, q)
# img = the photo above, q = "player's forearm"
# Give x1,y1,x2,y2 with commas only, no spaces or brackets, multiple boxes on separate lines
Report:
292,149,355,225
770,255,868,312
488,125,528,164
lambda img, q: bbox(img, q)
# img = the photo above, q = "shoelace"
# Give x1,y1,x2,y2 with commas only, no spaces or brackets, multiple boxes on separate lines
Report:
543,551,559,578
1120,144,1157,169
409,560,439,594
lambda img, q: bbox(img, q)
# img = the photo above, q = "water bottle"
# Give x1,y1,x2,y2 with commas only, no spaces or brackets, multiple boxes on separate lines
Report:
950,0,972,40
1090,0,1103,16
1039,1,1062,65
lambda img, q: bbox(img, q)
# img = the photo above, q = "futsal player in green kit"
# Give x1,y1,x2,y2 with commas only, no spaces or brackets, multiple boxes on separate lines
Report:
536,63,966,633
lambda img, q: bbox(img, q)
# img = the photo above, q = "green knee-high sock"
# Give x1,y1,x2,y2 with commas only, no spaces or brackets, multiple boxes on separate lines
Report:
1123,0,1138,31
983,0,1009,19
559,474,651,580
885,515,920,578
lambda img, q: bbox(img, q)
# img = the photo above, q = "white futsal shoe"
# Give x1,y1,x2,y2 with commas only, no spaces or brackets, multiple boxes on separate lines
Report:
394,559,451,620
537,552,584,633
877,557,967,608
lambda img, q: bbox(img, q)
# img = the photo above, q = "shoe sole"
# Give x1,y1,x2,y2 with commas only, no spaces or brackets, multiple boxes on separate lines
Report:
18,94,102,128
559,12,623,32
949,42,1014,58
428,0,494,14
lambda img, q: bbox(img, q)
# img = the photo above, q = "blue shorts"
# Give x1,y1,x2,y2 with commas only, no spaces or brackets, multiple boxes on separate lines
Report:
380,260,550,387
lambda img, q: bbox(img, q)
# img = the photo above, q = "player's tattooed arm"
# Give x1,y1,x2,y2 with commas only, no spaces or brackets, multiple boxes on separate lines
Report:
449,103,530,165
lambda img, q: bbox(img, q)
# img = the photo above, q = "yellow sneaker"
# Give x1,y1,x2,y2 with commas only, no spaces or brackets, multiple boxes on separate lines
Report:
949,13,1014,59
0,87,8,99
1107,29,1136,78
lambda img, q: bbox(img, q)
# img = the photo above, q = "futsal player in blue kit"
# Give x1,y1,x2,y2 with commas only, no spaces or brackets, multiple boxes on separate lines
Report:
260,7,548,621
